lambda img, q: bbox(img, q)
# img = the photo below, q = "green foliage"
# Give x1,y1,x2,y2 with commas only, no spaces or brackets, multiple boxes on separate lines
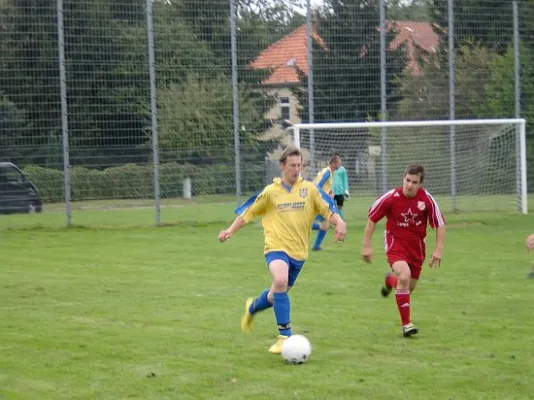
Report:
295,0,406,122
157,73,274,164
23,165,64,203
387,0,431,22
394,41,496,120
62,1,150,165
473,44,534,189
0,92,31,160
153,8,220,86
0,0,278,170
22,162,267,203
0,0,60,154
427,0,514,54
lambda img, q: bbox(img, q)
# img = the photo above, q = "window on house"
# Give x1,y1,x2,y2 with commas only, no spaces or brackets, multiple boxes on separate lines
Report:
280,97,290,121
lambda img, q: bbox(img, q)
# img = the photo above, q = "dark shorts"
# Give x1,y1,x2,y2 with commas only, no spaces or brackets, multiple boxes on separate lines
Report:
384,234,426,280
265,251,305,287
334,194,345,208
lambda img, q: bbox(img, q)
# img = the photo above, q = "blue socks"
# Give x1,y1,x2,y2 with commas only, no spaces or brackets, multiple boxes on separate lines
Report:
312,222,320,230
313,229,327,250
273,292,291,336
249,289,272,315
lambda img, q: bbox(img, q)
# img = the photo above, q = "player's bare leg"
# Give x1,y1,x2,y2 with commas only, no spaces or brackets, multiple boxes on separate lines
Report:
267,259,292,354
382,273,418,297
392,261,418,337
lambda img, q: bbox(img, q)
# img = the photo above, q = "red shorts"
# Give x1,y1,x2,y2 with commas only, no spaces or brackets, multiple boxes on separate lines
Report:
384,233,426,280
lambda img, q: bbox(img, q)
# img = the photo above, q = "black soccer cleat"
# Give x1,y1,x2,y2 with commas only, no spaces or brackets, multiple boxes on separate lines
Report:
380,271,394,298
381,285,392,298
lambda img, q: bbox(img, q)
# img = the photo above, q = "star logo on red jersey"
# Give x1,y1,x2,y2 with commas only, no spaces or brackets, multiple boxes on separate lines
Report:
401,208,418,223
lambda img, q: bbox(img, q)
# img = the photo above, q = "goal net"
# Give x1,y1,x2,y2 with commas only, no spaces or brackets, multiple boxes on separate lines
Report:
291,119,527,213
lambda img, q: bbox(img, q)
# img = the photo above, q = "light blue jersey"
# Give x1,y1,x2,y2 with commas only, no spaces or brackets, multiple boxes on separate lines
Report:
333,166,349,196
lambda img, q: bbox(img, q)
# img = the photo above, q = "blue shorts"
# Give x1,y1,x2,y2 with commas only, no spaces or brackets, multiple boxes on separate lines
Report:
265,251,305,287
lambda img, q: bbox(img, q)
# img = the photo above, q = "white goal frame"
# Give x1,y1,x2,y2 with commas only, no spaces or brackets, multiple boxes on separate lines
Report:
291,118,527,214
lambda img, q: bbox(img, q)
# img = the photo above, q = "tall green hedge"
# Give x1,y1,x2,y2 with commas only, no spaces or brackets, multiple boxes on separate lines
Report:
22,162,265,203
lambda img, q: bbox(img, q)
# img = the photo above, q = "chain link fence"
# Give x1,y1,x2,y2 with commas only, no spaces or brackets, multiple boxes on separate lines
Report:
0,0,532,228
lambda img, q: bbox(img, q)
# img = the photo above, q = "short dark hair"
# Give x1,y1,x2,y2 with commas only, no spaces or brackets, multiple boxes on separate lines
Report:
279,146,303,163
329,154,341,164
404,163,425,183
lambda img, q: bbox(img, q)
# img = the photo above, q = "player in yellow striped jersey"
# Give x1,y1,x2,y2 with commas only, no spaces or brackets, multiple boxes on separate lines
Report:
312,154,342,251
218,147,346,354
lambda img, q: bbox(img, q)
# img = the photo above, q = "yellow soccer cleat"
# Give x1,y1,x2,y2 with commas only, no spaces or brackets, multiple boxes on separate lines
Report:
268,335,289,354
241,297,255,333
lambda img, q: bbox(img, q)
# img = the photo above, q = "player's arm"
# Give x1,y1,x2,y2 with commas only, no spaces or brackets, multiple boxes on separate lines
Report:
314,187,346,241
361,191,392,263
433,225,446,261
426,191,446,268
218,190,269,242
361,219,376,263
316,169,331,192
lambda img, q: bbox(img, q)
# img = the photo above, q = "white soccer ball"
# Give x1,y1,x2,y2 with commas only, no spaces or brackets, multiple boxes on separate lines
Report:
281,334,312,364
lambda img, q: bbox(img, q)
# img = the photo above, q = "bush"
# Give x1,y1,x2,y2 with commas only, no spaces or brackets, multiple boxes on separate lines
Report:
22,162,253,203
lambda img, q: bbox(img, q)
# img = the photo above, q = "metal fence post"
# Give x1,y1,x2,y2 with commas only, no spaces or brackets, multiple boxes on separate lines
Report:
513,1,523,213
306,0,315,176
146,0,160,225
380,0,387,193
230,0,241,204
57,0,71,227
448,0,457,211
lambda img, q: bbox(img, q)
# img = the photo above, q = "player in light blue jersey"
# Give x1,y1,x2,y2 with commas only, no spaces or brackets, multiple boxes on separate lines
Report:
219,147,347,354
312,154,342,251
333,164,349,219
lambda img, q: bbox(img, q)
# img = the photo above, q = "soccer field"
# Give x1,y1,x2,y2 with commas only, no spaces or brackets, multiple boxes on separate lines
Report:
1,199,534,399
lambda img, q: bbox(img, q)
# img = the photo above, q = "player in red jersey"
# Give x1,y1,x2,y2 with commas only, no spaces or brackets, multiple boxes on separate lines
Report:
361,164,446,337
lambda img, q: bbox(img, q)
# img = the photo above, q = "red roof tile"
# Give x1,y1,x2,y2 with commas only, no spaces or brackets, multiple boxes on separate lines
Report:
252,21,439,85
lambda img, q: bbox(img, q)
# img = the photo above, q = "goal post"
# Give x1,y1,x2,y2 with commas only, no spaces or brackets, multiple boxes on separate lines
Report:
290,118,527,214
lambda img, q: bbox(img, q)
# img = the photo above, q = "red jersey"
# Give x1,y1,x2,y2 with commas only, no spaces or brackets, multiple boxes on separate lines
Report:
368,187,445,241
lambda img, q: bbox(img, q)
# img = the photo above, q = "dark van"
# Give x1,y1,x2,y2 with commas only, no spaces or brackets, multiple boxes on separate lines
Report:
0,162,43,214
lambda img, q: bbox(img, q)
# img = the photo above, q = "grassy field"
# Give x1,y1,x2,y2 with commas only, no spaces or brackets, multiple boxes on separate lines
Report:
1,198,534,399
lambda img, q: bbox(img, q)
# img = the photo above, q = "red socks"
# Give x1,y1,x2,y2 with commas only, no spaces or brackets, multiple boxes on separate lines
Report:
395,289,411,326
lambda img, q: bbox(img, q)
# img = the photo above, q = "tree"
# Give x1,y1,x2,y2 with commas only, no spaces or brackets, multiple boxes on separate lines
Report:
157,73,274,164
0,0,60,165
427,0,514,54
237,6,305,68
175,0,304,69
0,92,32,163
387,0,430,22
295,0,406,123
394,41,496,120
474,44,534,189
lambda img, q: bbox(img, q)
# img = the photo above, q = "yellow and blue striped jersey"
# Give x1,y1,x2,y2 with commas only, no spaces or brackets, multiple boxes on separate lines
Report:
236,177,337,261
314,167,334,194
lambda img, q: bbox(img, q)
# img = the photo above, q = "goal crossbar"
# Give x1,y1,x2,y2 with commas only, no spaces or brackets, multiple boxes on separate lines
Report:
292,118,526,130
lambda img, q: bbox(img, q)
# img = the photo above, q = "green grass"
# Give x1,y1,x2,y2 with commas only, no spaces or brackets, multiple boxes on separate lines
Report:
1,199,533,399
0,193,527,231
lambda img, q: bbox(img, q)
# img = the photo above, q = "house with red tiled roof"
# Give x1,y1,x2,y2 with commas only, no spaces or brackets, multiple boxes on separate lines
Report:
253,21,439,135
